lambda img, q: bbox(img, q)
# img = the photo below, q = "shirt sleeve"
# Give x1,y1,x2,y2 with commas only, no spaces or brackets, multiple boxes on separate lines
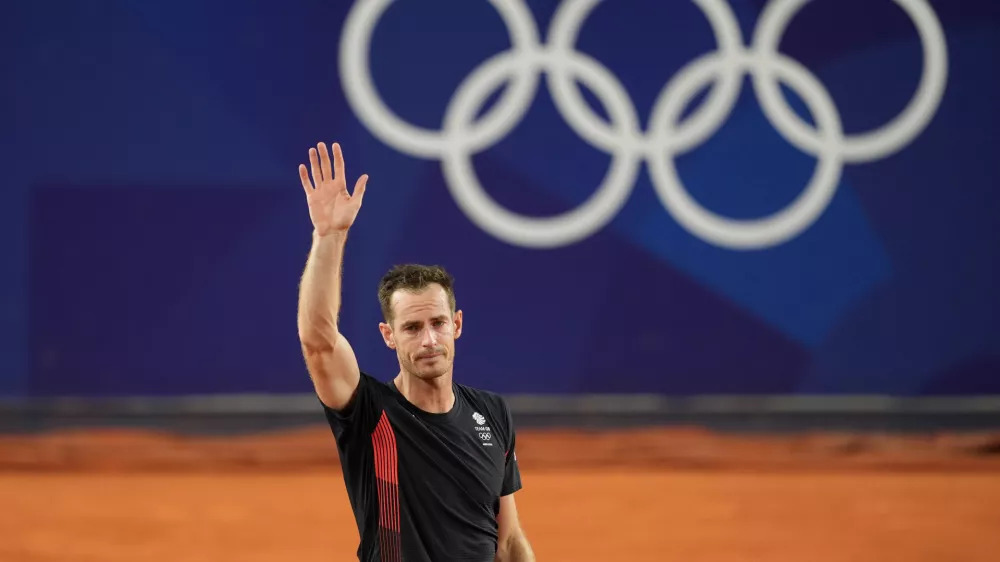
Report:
320,372,384,444
500,398,523,496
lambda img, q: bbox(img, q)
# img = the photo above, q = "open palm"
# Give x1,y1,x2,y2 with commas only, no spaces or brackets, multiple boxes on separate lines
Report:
299,142,368,236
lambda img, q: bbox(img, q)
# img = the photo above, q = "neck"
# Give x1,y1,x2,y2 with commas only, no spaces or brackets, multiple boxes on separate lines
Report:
394,370,455,414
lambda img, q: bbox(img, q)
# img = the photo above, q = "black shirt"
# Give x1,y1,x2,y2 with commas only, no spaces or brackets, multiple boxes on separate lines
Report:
322,372,523,562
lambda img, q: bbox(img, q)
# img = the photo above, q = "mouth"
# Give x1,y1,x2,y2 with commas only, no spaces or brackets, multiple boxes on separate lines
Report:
417,351,443,361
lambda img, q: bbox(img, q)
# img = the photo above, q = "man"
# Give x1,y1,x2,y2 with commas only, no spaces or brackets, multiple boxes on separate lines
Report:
296,142,536,562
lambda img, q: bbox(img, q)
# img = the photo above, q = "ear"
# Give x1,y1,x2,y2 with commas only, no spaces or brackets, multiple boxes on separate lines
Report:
453,309,463,340
379,322,396,349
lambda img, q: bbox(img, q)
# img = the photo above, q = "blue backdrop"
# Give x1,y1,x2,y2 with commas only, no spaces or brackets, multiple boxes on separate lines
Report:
3,0,998,397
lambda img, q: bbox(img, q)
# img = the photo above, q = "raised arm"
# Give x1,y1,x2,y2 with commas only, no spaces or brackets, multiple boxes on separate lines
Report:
296,142,369,410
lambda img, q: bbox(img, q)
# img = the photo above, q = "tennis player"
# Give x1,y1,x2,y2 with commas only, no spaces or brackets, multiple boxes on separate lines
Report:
296,142,535,562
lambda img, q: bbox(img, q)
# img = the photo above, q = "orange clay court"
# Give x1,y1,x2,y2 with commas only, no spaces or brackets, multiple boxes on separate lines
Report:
1,426,999,562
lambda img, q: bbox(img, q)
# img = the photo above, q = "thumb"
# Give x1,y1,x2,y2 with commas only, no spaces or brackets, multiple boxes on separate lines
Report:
352,174,368,202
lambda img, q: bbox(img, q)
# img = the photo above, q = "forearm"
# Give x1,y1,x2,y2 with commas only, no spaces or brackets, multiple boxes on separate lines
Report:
495,530,535,562
297,230,348,348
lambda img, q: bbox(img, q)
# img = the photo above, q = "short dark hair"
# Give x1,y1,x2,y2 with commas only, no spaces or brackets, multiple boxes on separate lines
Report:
377,264,456,324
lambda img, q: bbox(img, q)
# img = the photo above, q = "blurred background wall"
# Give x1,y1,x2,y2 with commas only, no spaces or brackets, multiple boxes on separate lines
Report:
2,0,998,425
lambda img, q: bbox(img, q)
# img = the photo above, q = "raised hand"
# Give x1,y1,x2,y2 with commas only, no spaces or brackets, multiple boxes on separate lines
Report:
299,142,368,237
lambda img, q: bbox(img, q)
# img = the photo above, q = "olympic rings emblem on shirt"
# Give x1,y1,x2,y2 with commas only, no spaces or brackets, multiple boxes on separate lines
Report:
339,0,948,250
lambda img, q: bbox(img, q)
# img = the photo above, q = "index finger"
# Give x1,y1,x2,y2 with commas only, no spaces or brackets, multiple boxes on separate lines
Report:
333,142,346,182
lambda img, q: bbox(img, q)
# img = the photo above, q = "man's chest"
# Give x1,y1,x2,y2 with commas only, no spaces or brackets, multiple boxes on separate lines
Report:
383,406,507,504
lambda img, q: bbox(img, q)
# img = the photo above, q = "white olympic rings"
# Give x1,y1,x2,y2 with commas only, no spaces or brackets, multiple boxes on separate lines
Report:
339,0,948,250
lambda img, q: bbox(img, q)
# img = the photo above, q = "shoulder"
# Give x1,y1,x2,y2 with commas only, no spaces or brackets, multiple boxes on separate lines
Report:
456,382,507,408
360,370,396,391
320,371,395,442
324,371,394,416
456,383,513,424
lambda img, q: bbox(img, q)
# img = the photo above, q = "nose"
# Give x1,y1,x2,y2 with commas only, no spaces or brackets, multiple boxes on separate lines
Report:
420,327,438,348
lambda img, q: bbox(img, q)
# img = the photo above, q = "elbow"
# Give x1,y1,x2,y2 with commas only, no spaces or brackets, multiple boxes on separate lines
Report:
496,529,533,562
299,332,338,356
300,338,333,358
495,532,514,561
297,316,338,351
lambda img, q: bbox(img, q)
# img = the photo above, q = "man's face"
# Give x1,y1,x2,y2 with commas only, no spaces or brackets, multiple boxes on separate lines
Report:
379,284,462,380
